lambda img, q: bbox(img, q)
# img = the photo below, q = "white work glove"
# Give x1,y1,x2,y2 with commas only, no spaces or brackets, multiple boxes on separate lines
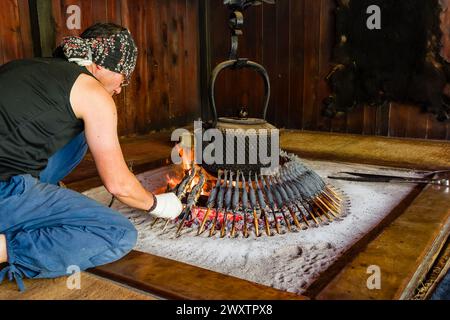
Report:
148,193,183,220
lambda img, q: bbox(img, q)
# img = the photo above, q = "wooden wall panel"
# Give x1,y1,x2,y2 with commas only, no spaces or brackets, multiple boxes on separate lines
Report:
207,0,450,140
48,0,201,137
0,0,33,64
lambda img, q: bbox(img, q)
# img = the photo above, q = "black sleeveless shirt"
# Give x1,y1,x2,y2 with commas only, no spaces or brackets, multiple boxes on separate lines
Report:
0,58,94,181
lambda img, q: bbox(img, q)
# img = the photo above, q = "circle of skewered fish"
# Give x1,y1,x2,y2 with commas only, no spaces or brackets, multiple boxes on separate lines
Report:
151,152,349,238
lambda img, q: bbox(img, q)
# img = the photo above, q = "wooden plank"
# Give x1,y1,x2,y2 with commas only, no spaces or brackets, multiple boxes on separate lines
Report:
0,0,24,63
280,130,450,171
274,0,290,128
315,0,334,132
405,104,428,139
90,250,308,300
288,0,305,130
426,113,449,140
363,105,377,135
262,0,278,125
346,106,365,135
17,0,34,58
183,0,201,123
375,101,390,136
388,102,409,138
302,0,321,130
316,177,450,300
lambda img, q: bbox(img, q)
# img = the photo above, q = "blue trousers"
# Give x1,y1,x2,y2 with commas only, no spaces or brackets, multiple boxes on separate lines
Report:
0,133,137,291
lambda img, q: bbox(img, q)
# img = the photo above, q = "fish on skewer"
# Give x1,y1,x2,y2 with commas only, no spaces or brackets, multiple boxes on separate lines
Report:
230,171,241,238
160,165,200,231
241,172,250,238
278,169,321,226
176,172,206,237
210,170,228,237
247,172,261,237
198,170,223,235
262,176,295,232
257,174,282,234
221,171,234,238
253,174,273,236
272,174,305,229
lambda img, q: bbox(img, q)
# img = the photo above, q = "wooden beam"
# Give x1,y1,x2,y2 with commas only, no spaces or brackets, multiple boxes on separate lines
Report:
90,250,307,300
316,176,450,300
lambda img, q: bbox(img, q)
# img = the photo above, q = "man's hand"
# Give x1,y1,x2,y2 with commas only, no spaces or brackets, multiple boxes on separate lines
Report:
149,193,183,220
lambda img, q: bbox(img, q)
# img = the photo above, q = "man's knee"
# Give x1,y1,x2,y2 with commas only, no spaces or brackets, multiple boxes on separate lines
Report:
118,222,138,254
89,215,137,267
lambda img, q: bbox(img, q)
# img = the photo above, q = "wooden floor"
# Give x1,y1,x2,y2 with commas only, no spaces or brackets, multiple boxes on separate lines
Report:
1,130,449,300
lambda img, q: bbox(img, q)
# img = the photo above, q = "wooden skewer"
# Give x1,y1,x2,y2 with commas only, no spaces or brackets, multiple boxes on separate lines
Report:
321,194,341,213
299,204,320,226
198,208,212,235
262,209,272,236
209,210,220,237
315,196,338,217
230,214,237,238
294,205,310,228
220,212,229,238
252,209,260,237
161,219,171,232
312,205,329,223
326,186,342,202
289,208,302,229
323,191,341,209
318,196,340,217
150,217,160,229
281,209,293,232
243,212,249,238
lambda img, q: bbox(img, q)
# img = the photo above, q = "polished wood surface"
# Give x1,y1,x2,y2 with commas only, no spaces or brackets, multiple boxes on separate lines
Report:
91,250,307,300
280,130,450,171
316,176,450,300
206,0,450,140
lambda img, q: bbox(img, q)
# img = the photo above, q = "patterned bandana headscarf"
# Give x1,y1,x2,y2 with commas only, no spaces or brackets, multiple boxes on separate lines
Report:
61,29,138,80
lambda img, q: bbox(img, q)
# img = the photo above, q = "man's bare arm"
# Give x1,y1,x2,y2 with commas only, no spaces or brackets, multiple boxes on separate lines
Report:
70,74,154,211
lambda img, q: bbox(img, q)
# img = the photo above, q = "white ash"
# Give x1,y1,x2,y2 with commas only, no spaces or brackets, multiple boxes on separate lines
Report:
83,160,420,295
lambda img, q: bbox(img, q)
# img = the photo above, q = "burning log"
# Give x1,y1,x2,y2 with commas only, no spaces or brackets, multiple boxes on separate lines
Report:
198,170,223,235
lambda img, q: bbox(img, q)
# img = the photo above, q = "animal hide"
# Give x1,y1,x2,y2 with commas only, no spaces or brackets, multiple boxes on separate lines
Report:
324,0,450,121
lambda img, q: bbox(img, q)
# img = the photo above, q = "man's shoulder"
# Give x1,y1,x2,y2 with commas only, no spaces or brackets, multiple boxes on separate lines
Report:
71,74,114,119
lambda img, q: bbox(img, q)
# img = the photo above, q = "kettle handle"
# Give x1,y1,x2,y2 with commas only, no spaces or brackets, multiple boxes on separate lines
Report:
208,59,271,128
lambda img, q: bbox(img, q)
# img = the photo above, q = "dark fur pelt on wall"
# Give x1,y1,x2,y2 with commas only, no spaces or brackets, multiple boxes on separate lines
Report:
324,0,450,121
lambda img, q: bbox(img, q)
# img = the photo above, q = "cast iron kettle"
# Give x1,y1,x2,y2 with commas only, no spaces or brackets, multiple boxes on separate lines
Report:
201,0,278,176
202,58,277,176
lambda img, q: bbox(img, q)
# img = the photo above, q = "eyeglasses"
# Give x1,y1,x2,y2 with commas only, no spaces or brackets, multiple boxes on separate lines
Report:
121,77,130,87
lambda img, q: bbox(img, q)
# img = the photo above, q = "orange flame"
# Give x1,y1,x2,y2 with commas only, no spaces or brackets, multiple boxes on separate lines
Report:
176,144,194,171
